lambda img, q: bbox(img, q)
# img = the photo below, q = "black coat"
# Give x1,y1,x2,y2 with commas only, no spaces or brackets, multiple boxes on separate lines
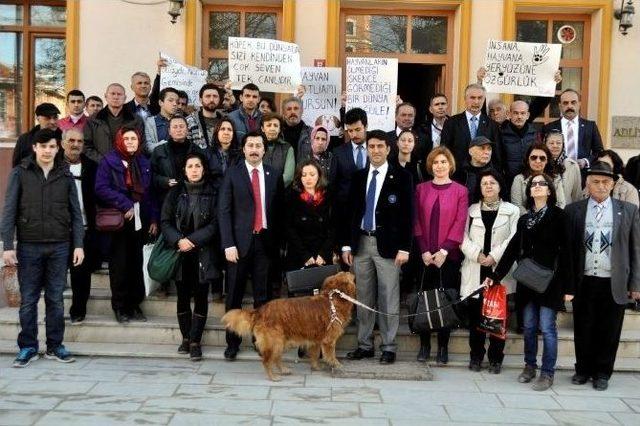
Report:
500,121,538,186
343,163,413,258
150,140,206,202
161,181,220,282
332,142,367,204
440,112,503,173
207,146,242,191
491,205,570,310
218,162,284,257
541,118,604,163
285,189,335,270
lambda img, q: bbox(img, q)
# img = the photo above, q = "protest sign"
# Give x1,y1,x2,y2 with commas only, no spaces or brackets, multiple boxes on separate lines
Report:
159,52,208,106
301,67,341,135
483,40,561,96
228,37,301,93
345,57,397,132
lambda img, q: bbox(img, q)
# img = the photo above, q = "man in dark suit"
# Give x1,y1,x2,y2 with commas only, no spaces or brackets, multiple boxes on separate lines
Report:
342,130,413,365
123,71,158,120
333,107,369,207
440,83,502,172
541,89,603,170
385,102,427,153
219,131,284,360
565,162,640,391
61,128,99,323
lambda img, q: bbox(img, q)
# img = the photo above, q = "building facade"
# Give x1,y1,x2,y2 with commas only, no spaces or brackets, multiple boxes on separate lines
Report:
0,0,638,203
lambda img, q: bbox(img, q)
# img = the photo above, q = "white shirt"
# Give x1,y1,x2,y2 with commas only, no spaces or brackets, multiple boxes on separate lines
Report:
69,113,84,124
69,163,87,227
431,119,443,147
245,160,267,229
561,117,580,160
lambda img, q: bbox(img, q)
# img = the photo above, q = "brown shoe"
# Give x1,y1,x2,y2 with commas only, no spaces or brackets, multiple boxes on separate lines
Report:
532,374,553,391
517,365,536,383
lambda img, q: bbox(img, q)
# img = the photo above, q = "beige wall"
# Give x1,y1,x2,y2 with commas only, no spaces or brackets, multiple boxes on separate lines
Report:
295,0,328,65
78,0,186,102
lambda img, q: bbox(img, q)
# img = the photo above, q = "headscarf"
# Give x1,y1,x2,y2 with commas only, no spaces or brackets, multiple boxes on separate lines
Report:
310,125,329,156
114,127,145,202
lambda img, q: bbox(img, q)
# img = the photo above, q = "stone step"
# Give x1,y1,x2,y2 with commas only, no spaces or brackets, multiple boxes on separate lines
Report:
0,339,638,372
2,308,640,358
43,287,640,332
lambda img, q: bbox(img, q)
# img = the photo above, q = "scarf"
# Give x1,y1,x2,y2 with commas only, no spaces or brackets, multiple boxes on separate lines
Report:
114,144,144,202
526,205,548,229
300,189,325,207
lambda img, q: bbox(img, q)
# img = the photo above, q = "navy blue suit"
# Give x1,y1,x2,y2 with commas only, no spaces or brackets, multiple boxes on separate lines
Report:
541,118,603,164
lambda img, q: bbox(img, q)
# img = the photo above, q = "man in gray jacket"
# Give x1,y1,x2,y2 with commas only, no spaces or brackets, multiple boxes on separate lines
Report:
564,161,640,391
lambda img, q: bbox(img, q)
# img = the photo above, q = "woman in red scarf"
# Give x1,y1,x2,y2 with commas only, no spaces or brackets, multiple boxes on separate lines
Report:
95,125,158,323
285,159,335,276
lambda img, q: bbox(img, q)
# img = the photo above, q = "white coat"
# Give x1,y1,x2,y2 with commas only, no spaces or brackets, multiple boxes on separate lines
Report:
460,201,520,297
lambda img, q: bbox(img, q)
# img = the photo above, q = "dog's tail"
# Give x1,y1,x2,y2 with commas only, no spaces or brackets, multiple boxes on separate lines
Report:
221,309,256,337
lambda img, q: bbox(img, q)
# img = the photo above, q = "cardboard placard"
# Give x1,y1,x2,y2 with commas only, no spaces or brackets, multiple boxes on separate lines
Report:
159,52,208,106
301,67,342,135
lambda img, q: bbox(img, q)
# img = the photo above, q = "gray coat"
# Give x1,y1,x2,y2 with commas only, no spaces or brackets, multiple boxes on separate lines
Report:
564,198,640,305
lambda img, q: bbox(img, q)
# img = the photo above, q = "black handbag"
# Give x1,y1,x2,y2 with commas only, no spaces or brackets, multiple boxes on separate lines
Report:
512,233,555,294
407,268,465,333
286,264,340,295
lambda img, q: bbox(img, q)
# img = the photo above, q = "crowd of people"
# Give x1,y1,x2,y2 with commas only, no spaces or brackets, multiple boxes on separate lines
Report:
2,63,640,394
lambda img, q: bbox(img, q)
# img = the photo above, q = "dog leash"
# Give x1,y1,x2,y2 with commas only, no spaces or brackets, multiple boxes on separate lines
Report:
328,285,485,319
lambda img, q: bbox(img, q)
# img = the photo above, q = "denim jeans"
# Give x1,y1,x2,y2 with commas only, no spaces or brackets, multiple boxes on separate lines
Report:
522,301,558,376
16,242,70,351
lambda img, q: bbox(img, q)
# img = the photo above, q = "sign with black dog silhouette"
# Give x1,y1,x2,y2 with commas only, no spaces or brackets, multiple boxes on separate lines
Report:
482,39,561,97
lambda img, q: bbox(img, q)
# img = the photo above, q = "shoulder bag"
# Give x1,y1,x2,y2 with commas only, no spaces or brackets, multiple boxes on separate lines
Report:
147,234,182,283
512,232,555,294
95,206,124,232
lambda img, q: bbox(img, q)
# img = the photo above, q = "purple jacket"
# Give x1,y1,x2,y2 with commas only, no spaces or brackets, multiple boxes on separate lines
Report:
414,181,468,255
95,150,159,229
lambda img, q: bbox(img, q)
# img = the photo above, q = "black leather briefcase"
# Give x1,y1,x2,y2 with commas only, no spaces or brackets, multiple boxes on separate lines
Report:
286,264,340,295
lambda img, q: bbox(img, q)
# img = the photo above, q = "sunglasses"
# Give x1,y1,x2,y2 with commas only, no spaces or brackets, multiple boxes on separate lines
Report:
530,155,547,162
530,180,549,187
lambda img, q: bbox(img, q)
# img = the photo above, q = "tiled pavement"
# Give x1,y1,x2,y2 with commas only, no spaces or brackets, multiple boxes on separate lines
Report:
0,354,639,425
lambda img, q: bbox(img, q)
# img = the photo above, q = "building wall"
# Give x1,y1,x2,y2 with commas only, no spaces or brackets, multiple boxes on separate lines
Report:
295,0,328,65
77,0,186,101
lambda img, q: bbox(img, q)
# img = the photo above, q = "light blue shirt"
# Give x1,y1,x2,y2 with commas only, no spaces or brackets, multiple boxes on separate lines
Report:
584,196,613,277
465,111,481,136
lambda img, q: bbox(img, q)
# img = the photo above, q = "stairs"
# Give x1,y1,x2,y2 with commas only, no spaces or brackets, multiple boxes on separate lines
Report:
0,271,639,371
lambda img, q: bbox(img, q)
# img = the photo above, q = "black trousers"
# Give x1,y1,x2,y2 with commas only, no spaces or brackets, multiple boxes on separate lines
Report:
225,233,270,349
572,276,626,380
108,221,144,314
467,297,505,364
176,252,209,317
420,260,461,347
68,230,98,319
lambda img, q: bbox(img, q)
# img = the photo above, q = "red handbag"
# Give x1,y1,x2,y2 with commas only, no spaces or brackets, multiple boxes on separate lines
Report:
477,284,508,340
95,206,124,232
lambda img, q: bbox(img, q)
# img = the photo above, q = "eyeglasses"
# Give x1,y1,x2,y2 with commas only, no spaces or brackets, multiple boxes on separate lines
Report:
529,155,547,162
530,180,549,187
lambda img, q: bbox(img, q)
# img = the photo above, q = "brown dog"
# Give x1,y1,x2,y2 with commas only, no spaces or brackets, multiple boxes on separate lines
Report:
221,272,356,381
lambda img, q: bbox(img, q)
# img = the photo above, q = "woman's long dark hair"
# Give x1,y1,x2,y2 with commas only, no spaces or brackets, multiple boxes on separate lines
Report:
292,159,328,193
522,142,556,179
212,118,240,155
524,172,557,211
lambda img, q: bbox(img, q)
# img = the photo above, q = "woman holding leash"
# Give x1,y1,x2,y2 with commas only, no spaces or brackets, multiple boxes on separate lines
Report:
413,147,468,364
461,169,519,374
484,173,571,391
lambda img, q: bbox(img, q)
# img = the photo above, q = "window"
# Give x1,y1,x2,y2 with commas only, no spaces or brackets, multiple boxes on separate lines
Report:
202,6,282,83
0,1,66,140
516,14,590,124
345,19,356,36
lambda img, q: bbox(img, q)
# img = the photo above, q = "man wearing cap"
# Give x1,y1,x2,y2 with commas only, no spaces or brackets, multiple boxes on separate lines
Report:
12,103,62,167
564,161,640,391
455,136,507,204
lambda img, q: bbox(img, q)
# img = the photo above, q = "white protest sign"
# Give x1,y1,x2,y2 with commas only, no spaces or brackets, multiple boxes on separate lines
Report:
345,57,398,131
159,52,208,106
228,37,301,93
301,67,341,135
483,40,561,97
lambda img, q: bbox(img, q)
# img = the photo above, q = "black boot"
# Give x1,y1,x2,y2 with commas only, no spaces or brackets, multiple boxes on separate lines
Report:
436,329,450,364
190,314,207,361
177,312,191,354
417,333,431,363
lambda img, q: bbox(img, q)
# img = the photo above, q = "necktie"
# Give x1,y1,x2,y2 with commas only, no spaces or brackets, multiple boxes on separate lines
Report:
566,121,576,159
363,170,379,232
251,168,263,232
469,116,478,139
595,203,604,223
356,145,365,170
